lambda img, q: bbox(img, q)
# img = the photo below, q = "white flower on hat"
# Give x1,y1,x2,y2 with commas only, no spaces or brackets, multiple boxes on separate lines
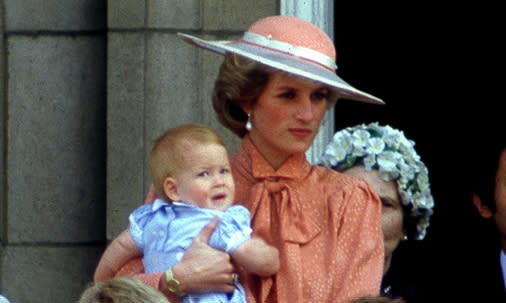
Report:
367,137,385,155
398,161,415,184
352,129,370,150
322,144,347,166
319,122,434,240
377,151,401,171
363,154,376,171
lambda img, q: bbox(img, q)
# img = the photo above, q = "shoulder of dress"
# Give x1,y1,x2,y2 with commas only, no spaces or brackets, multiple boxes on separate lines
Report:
310,166,377,200
311,165,364,186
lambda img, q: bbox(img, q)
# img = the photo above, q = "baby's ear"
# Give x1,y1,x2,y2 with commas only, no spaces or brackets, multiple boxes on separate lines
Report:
472,193,493,219
163,177,179,202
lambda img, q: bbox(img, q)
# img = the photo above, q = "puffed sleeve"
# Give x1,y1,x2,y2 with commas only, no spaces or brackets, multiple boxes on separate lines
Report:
128,204,155,252
209,205,252,254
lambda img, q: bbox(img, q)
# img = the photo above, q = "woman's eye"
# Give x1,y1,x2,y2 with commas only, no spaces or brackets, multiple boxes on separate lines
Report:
381,198,394,208
278,91,295,99
311,90,329,101
220,168,230,174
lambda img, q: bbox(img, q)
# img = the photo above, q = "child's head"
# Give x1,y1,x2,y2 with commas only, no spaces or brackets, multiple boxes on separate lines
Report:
150,124,235,211
78,277,167,303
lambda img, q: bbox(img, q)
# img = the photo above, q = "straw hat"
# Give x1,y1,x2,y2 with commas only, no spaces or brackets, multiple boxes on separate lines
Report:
178,15,383,105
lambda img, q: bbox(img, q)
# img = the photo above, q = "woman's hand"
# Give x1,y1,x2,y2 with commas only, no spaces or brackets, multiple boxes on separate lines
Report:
165,216,237,294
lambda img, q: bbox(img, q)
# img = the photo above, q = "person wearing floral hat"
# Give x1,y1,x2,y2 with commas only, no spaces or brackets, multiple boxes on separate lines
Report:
95,15,385,303
319,122,434,302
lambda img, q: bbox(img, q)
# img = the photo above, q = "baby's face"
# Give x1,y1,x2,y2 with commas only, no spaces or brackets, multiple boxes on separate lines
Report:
174,143,235,211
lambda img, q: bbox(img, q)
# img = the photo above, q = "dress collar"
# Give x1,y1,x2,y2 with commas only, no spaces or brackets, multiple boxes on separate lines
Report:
241,135,312,181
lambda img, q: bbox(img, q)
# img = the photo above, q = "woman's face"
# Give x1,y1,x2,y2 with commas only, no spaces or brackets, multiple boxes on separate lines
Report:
246,72,329,169
343,165,405,275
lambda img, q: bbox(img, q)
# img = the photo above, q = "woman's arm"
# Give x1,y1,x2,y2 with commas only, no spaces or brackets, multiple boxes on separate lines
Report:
104,217,237,296
231,236,279,276
102,186,237,295
94,229,142,282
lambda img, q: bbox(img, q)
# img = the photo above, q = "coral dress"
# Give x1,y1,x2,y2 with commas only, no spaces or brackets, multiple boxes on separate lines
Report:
231,136,383,303
109,136,383,303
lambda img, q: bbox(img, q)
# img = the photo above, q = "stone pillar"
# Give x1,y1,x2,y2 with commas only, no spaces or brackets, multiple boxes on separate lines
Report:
0,1,106,302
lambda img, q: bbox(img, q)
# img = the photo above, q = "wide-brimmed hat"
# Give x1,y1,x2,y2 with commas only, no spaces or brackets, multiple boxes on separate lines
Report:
178,15,383,105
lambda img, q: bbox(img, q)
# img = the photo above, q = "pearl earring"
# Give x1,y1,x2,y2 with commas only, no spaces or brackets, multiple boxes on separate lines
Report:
245,112,252,131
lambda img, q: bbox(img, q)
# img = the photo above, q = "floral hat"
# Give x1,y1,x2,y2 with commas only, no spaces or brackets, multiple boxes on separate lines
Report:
178,15,383,105
319,122,434,240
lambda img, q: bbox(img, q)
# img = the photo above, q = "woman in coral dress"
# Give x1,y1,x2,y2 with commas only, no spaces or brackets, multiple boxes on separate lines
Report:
95,15,385,303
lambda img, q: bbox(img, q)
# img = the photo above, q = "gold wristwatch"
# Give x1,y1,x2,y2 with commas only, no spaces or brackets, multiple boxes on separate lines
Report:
166,268,186,297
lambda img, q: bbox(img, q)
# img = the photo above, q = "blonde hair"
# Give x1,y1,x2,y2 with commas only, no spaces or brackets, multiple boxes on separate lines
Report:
213,53,337,137
150,124,226,200
78,277,167,303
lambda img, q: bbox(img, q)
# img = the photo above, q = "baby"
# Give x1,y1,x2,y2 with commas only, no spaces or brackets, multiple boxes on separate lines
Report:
94,124,279,303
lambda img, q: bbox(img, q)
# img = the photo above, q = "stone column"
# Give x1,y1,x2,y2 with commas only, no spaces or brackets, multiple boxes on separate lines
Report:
0,1,106,302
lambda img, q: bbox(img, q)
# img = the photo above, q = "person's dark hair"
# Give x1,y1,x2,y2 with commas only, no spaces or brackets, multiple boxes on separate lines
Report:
212,53,272,137
470,138,506,212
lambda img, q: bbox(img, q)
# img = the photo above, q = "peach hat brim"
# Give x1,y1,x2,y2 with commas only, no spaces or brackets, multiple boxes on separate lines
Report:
178,32,384,105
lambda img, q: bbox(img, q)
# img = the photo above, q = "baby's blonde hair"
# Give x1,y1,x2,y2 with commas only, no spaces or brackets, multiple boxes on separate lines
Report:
78,277,167,303
150,123,226,201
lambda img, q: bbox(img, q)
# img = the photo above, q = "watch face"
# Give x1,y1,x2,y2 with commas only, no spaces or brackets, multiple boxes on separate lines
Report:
168,280,179,289
167,278,183,296
166,269,185,296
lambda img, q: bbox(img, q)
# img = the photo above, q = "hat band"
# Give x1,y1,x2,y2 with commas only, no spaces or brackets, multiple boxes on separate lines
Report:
239,32,338,71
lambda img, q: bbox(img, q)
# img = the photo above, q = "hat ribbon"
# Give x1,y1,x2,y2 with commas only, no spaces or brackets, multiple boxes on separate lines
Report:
240,32,338,71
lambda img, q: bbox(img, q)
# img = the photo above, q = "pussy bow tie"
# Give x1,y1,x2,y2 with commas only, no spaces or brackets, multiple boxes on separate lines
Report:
249,175,321,244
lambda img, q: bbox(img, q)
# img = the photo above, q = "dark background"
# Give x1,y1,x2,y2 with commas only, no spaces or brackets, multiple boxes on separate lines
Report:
333,4,502,300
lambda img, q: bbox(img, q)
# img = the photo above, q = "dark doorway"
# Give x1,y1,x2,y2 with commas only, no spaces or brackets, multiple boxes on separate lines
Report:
333,4,502,301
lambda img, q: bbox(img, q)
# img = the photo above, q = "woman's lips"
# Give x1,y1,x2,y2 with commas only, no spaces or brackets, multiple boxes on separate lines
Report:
289,128,312,138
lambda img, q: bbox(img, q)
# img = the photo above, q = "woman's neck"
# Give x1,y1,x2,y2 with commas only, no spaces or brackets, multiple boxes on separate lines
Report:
247,134,290,171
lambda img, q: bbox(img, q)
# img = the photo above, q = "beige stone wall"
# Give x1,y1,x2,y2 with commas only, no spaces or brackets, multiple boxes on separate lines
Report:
0,1,106,302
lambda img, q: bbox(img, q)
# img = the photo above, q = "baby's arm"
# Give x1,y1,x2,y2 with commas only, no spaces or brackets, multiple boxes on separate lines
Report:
231,237,279,277
94,228,142,282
